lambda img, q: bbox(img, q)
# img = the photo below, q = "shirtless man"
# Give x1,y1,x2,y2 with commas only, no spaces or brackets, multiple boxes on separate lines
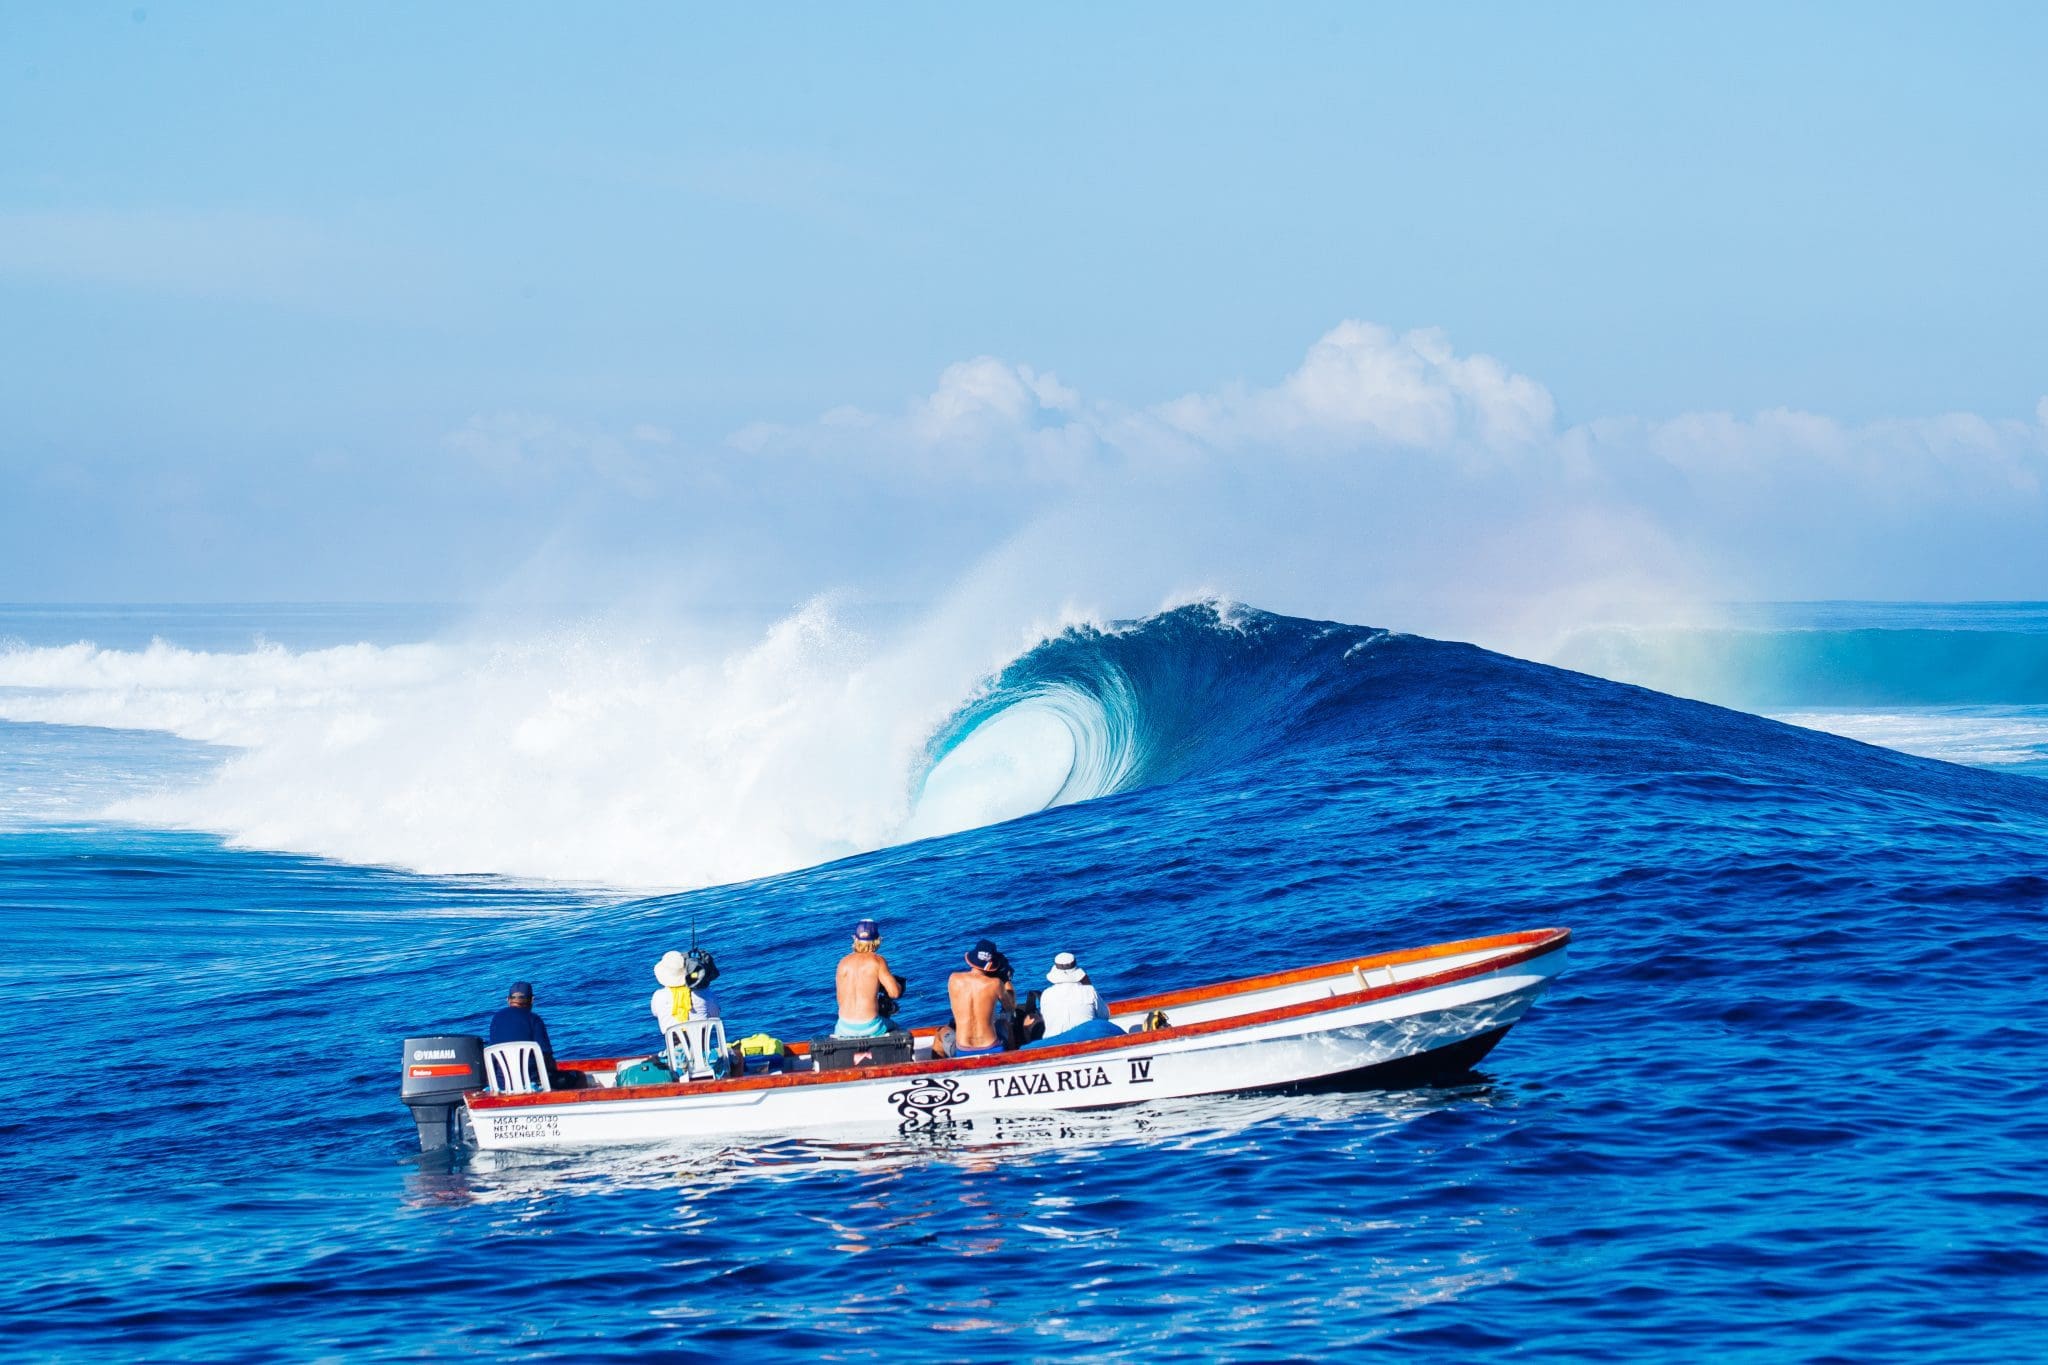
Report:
833,918,903,1038
944,939,1015,1057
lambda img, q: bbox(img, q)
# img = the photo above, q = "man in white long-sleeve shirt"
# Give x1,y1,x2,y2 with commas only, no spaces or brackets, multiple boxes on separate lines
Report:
1039,951,1111,1039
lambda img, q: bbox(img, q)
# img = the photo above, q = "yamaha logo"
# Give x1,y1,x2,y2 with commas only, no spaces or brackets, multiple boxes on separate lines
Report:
414,1049,457,1060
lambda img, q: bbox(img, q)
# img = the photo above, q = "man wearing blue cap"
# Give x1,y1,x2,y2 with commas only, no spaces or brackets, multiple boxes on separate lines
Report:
942,939,1014,1058
833,919,903,1039
488,981,558,1079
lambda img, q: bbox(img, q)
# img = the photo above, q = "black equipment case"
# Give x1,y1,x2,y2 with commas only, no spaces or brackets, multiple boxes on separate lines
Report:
809,1031,915,1071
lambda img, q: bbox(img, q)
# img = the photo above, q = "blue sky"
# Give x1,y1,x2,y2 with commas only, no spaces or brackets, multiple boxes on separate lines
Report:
2,3,2045,618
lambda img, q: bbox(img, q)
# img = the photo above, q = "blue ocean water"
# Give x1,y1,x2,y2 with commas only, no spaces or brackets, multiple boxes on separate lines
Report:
4,602,2047,1361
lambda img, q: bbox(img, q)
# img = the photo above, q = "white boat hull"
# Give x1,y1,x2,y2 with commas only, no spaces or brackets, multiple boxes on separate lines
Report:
463,930,1569,1151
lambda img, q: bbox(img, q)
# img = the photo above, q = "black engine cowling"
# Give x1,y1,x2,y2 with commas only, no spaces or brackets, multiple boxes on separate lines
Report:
400,1034,485,1150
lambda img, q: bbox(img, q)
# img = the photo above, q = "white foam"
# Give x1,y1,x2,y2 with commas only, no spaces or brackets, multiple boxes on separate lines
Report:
0,600,1114,888
0,638,450,745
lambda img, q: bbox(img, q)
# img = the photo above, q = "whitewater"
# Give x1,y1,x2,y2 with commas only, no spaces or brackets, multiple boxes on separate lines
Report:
0,599,1129,886
5,600,2047,1361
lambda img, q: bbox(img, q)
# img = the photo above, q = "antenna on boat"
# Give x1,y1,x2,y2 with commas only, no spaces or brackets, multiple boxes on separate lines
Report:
691,912,698,951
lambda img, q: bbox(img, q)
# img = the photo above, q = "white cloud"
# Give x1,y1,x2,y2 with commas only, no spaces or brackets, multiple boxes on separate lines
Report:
909,357,1078,445
1158,322,1556,453
448,320,2048,614
1577,405,2048,496
732,321,1558,480
591,319,2048,517
698,319,2048,611
731,355,1100,482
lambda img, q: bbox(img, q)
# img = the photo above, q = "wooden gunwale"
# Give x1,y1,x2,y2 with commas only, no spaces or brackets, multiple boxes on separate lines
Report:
470,926,1569,1112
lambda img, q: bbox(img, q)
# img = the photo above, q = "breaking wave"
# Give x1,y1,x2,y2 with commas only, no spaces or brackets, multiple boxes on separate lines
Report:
6,599,2045,887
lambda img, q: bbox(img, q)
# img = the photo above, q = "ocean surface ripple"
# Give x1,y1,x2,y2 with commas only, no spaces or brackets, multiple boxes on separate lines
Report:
5,603,2047,1361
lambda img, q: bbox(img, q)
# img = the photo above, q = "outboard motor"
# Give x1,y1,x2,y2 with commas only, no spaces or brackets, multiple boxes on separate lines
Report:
400,1035,485,1151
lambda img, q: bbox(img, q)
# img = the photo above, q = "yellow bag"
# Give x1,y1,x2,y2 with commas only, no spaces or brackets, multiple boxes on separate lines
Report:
737,1032,785,1057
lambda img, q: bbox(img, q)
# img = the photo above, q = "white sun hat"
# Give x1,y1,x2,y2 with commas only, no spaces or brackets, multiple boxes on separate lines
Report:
654,950,691,987
1047,951,1087,985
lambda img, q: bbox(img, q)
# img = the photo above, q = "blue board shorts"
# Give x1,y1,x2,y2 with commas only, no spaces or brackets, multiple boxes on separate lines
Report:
833,1016,889,1039
955,1041,1004,1058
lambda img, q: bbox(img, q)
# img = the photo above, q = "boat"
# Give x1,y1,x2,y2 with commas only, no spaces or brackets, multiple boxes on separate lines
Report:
399,926,1569,1151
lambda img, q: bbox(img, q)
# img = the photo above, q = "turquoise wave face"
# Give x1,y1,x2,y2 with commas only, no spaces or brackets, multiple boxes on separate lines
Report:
7,603,2048,1360
1556,609,2048,708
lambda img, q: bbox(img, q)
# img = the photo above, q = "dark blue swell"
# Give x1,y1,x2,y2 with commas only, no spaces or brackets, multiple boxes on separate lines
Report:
7,604,2047,1362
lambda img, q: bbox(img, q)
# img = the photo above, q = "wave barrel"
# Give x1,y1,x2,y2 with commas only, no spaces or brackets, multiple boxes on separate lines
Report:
400,1035,485,1151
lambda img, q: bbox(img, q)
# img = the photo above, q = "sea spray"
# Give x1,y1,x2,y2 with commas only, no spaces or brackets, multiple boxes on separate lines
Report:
0,599,1120,886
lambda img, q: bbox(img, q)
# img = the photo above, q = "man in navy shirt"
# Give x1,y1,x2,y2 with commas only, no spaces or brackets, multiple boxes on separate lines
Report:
487,981,558,1084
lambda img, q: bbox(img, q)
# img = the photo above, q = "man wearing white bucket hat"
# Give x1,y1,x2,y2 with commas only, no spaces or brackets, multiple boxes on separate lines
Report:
650,948,722,1036
1039,951,1112,1040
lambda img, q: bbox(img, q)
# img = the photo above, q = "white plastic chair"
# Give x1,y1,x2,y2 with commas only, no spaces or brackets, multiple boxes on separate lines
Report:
663,1018,730,1081
484,1041,551,1094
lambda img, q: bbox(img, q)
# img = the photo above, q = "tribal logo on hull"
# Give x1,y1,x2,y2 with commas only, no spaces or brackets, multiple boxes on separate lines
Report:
889,1077,969,1132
